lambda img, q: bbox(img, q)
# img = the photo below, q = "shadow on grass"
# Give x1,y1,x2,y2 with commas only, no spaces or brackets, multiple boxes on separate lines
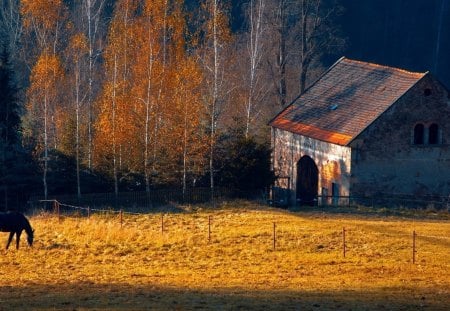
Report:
0,284,448,310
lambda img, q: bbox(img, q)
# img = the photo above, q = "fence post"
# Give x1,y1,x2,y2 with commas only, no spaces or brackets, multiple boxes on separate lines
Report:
208,215,211,242
412,230,416,264
343,227,346,258
161,214,164,234
120,209,123,227
87,206,90,218
55,201,61,222
273,222,276,250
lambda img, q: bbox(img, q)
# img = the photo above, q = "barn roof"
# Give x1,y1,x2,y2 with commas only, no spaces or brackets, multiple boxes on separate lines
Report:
270,57,428,146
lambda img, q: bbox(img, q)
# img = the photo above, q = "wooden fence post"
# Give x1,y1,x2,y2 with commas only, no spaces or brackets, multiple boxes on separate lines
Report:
161,214,164,234
208,215,211,242
87,206,90,218
412,230,416,264
273,222,276,250
56,201,61,222
343,227,346,258
120,209,123,228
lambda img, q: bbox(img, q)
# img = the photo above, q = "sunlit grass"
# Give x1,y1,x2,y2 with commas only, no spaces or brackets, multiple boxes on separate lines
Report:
0,201,449,310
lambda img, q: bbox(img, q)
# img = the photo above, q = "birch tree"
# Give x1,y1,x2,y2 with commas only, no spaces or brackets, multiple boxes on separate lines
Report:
25,54,64,200
94,0,140,196
171,58,206,196
243,0,267,138
131,0,167,191
66,34,88,198
21,0,67,199
81,0,106,171
166,2,207,194
199,0,231,201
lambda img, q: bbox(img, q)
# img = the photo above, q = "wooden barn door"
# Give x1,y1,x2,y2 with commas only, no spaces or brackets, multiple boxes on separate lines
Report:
296,155,319,206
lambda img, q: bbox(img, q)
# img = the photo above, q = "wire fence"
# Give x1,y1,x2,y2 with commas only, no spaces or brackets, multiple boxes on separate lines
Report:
29,189,450,214
34,199,450,265
29,187,267,213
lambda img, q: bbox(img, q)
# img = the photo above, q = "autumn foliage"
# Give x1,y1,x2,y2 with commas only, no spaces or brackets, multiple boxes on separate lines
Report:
18,0,287,195
92,0,208,190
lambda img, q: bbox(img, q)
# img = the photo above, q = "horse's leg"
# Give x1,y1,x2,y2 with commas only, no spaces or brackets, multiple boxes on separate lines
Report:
16,230,22,250
6,232,14,250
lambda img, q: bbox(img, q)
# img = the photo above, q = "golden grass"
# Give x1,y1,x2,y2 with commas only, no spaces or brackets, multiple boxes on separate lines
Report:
0,202,449,310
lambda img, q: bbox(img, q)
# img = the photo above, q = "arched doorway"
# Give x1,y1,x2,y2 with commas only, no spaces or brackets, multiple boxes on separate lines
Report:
296,155,318,206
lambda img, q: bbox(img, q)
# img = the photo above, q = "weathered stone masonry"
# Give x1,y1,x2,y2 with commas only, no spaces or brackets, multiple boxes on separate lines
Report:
272,127,351,203
349,75,450,197
270,57,450,205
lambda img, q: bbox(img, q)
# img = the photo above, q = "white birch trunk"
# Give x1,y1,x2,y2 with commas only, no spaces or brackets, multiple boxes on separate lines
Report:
112,54,118,197
75,61,81,198
43,91,48,200
83,0,105,170
152,0,169,177
210,0,219,202
143,12,155,193
245,0,265,138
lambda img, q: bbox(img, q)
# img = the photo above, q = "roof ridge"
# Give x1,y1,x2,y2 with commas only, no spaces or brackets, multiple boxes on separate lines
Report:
342,58,427,77
270,57,431,146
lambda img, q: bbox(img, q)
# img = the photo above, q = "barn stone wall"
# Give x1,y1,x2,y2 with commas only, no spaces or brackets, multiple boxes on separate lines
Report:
272,74,450,205
272,127,352,205
349,74,450,197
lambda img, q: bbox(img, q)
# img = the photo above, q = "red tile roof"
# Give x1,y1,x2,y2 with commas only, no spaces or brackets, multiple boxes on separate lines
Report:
270,57,427,145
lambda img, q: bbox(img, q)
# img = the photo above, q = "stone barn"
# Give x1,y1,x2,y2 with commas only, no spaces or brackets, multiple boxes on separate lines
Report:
269,57,450,206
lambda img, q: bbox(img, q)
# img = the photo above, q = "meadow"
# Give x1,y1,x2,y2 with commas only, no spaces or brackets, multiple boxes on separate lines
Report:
0,201,449,310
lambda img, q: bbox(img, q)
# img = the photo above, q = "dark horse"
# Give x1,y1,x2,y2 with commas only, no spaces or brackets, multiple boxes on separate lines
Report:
0,212,34,249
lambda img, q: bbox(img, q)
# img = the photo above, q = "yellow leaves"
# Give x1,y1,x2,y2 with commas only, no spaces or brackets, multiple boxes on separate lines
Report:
202,0,232,43
68,33,88,58
89,0,210,183
29,53,64,91
21,0,64,30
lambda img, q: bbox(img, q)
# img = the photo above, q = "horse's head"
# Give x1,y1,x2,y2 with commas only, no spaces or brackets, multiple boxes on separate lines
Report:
27,229,34,246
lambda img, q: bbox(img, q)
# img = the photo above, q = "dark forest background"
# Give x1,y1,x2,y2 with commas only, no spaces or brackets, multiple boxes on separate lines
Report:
0,0,449,209
206,0,450,87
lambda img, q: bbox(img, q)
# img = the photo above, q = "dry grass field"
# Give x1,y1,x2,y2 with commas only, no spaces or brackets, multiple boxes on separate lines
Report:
0,201,449,310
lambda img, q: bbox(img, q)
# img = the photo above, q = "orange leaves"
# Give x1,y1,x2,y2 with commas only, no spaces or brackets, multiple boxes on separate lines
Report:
92,0,209,185
68,33,88,58
21,0,64,30
29,53,64,94
201,0,232,44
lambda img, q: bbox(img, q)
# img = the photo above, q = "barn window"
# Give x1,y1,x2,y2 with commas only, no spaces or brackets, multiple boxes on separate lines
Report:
424,88,432,96
413,124,424,145
429,123,439,144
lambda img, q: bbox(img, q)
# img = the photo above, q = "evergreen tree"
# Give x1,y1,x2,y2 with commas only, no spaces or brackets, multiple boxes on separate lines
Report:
214,133,275,193
0,47,21,145
0,46,38,210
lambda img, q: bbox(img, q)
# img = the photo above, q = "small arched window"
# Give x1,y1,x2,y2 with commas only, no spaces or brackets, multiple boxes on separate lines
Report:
429,123,439,144
414,124,424,145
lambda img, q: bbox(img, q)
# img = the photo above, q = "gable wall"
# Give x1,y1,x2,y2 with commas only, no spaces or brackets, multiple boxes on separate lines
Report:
272,127,352,205
349,75,450,197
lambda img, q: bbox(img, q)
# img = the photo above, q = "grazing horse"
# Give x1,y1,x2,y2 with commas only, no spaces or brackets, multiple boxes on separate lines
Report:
0,212,34,249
